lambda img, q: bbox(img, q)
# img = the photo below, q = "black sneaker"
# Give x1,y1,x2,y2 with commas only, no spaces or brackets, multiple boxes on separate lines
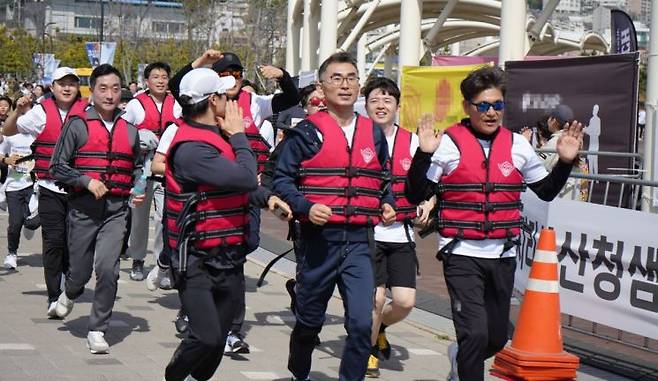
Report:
130,260,145,281
286,278,297,313
174,312,188,334
225,331,250,354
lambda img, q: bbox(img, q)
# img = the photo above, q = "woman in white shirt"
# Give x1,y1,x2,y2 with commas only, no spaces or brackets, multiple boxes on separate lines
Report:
1,132,35,269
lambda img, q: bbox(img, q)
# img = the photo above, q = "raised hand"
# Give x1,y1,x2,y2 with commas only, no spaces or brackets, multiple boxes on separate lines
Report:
417,113,442,154
556,120,584,164
258,65,284,80
192,49,223,68
217,100,244,137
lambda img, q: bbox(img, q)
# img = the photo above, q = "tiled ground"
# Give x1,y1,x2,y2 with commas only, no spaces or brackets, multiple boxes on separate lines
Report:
0,214,628,381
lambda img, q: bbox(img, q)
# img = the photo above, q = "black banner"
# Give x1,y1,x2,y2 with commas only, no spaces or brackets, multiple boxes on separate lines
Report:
504,53,640,205
611,9,638,54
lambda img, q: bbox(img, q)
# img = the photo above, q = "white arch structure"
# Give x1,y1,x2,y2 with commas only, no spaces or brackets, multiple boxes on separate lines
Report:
285,0,609,76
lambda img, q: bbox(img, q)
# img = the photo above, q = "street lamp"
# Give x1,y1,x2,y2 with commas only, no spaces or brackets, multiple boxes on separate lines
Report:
42,21,56,54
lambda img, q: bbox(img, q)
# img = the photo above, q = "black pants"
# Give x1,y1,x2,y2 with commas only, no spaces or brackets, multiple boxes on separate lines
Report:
443,254,516,381
230,272,246,333
165,257,242,381
38,186,70,303
6,185,33,253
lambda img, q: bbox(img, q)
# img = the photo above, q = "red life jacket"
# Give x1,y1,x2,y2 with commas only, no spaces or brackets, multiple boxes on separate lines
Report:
134,92,177,137
299,111,384,225
438,123,525,240
237,90,270,173
164,121,250,254
71,115,135,197
32,98,88,180
390,126,417,222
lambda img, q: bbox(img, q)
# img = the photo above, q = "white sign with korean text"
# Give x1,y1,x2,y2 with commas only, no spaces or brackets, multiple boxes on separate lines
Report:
517,193,658,340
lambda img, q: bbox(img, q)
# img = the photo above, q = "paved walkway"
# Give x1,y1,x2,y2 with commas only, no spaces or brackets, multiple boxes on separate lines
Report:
0,216,627,381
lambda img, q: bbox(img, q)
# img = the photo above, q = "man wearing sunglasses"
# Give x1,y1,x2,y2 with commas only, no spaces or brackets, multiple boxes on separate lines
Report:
273,52,396,381
405,66,584,381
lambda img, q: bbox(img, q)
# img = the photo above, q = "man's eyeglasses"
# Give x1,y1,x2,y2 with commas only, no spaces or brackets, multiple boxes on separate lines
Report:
323,75,359,87
470,100,505,113
219,70,243,80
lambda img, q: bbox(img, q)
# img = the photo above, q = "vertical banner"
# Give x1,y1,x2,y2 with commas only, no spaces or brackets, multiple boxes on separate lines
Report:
32,53,58,85
85,42,117,68
611,9,638,54
399,64,487,132
505,53,640,204
137,63,148,88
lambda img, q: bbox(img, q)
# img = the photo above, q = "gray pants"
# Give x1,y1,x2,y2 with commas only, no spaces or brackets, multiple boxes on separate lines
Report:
126,180,164,262
65,197,129,333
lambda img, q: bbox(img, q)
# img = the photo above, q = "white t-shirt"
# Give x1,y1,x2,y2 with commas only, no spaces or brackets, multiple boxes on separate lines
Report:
375,126,420,243
246,92,275,129
121,95,182,126
316,114,357,147
156,124,179,155
426,131,548,259
16,105,67,194
1,133,35,192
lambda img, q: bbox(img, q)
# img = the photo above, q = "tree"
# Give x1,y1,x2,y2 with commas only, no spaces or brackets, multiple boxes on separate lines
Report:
0,26,38,76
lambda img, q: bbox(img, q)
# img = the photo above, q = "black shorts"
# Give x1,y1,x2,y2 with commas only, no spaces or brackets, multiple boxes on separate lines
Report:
373,241,417,289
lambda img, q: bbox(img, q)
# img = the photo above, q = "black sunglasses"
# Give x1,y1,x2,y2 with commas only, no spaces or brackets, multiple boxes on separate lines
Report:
471,100,505,113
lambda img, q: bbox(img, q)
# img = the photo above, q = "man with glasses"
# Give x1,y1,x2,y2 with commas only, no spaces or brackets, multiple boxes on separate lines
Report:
2,67,88,317
405,66,584,381
273,52,396,381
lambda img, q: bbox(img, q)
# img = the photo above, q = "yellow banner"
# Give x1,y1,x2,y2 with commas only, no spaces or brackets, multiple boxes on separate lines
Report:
399,64,490,132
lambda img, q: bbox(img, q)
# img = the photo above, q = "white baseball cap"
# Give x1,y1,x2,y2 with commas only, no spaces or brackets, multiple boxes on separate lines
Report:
179,68,236,105
52,67,79,82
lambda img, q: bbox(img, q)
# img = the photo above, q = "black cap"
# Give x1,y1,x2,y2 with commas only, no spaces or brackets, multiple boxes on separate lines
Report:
211,52,243,73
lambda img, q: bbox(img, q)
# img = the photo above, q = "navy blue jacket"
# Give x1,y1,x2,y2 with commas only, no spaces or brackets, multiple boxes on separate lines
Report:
272,114,395,242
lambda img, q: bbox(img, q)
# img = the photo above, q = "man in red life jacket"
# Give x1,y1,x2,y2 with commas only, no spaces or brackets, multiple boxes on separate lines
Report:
162,67,290,381
121,62,180,284
361,77,435,377
2,67,88,318
272,52,397,381
405,66,584,381
168,49,300,354
49,64,146,354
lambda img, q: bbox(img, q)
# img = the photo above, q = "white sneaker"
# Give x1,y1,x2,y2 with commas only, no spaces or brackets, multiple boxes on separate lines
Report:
47,301,58,318
446,342,459,381
55,292,74,318
3,253,17,269
87,331,109,354
145,266,162,291
159,272,172,290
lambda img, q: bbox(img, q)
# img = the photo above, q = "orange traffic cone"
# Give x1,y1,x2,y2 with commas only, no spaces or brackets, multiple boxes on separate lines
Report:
491,228,579,381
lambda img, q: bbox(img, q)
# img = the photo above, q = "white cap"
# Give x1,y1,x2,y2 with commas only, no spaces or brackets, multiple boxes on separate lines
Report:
52,67,79,82
179,68,236,105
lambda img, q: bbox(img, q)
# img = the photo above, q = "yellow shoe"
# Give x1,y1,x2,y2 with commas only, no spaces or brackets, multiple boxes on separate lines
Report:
377,332,391,360
366,354,380,378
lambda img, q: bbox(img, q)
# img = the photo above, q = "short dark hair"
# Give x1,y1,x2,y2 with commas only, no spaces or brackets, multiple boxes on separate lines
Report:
90,64,123,89
318,52,358,79
129,81,138,86
144,62,171,79
362,77,400,105
299,84,317,107
460,66,506,101
240,79,260,94
0,95,12,109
